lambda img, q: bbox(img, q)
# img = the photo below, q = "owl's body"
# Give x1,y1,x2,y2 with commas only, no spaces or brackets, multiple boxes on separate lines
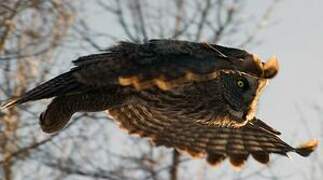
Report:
1,39,317,168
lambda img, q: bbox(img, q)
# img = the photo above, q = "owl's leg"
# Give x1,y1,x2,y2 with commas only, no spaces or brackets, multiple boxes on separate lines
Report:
40,91,123,133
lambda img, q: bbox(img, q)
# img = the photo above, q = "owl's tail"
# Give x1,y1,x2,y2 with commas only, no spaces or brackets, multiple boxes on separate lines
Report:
1,70,81,110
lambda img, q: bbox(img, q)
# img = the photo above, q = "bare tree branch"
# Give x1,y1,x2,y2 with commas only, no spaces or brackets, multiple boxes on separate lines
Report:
169,150,180,180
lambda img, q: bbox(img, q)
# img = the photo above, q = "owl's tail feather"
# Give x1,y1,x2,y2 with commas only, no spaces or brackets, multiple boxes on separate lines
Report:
295,140,319,157
0,97,21,110
1,71,81,110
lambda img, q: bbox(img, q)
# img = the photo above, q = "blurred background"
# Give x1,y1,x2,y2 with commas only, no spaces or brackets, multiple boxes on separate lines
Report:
0,0,322,179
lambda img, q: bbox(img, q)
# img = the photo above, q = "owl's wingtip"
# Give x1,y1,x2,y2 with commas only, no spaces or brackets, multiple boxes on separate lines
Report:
263,56,279,79
295,139,319,157
0,97,21,110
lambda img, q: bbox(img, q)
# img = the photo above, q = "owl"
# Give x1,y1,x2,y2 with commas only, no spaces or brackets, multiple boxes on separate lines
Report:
1,39,318,168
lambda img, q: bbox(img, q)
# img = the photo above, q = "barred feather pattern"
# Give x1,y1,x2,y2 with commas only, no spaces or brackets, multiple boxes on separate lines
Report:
109,103,296,168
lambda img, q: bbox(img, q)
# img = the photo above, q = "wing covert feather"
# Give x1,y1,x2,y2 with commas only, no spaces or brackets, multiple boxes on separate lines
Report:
71,40,269,90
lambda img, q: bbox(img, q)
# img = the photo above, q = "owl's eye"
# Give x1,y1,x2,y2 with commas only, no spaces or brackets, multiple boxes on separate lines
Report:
236,79,249,90
237,80,244,87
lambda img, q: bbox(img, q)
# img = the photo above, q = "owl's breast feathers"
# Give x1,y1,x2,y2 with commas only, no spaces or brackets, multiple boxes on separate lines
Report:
1,39,317,169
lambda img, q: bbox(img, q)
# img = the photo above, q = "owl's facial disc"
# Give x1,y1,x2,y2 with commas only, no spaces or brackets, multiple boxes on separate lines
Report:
221,71,267,121
244,78,268,121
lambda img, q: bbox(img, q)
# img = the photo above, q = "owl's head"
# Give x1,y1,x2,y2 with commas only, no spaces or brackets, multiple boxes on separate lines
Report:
220,71,266,120
220,57,279,122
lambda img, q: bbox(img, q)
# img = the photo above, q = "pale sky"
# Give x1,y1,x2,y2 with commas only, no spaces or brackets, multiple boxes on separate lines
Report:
238,0,323,178
251,0,323,144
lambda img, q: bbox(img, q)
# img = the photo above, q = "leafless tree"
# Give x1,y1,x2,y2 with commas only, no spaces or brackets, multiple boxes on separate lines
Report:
0,0,75,179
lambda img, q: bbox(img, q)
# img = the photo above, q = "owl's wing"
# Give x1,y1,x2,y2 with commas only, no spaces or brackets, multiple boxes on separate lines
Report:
109,104,318,168
1,39,277,109
250,118,281,135
72,39,278,90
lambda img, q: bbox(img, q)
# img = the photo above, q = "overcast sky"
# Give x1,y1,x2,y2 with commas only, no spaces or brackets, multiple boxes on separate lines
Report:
236,0,323,178
251,0,323,143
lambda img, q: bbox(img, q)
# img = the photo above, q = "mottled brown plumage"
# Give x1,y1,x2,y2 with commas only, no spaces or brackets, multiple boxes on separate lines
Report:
0,39,318,168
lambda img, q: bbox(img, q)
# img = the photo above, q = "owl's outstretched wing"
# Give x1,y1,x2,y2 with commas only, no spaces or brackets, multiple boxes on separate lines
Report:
109,104,318,168
250,118,281,135
72,39,278,90
1,39,276,109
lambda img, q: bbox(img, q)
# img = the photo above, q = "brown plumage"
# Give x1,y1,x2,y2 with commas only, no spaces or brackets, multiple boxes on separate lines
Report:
0,39,318,168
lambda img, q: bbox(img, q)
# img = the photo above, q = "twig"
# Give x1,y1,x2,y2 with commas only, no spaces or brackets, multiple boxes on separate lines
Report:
169,150,180,180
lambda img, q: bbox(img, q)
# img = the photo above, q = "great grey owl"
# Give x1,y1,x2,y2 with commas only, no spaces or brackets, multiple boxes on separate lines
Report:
1,39,318,168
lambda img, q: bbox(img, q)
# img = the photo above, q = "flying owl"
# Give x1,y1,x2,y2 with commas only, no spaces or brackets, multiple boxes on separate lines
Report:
1,39,318,168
